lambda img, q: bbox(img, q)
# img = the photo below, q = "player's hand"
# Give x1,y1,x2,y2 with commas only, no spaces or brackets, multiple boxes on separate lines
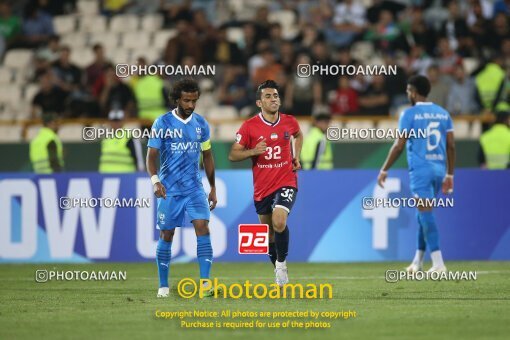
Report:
252,138,267,156
442,175,453,194
292,158,301,171
377,171,387,188
208,187,217,211
153,182,167,199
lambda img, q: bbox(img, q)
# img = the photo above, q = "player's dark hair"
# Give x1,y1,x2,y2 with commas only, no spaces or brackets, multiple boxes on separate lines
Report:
171,78,201,103
256,80,279,99
407,75,431,97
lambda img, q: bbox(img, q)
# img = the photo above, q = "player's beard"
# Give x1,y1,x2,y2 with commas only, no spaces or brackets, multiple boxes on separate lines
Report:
178,105,193,118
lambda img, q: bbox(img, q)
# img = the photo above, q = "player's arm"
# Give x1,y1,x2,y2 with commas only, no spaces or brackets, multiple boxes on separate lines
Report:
202,141,217,210
228,138,267,161
442,131,455,194
146,147,166,199
377,137,407,188
292,129,303,170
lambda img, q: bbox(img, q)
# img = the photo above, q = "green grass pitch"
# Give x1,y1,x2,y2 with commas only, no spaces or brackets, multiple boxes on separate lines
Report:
1,262,509,340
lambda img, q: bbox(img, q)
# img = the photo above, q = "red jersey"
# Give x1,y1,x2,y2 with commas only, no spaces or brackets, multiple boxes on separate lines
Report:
236,112,300,201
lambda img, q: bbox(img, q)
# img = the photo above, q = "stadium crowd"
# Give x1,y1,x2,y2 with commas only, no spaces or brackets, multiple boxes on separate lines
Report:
0,0,509,120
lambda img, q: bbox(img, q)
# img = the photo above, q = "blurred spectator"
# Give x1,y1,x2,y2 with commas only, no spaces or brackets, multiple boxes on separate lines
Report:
435,37,462,75
204,25,243,65
131,57,169,121
301,112,333,170
284,53,322,116
217,65,250,111
493,0,510,16
439,0,471,54
268,23,285,56
405,44,433,75
192,8,214,41
253,6,271,41
21,1,54,48
478,111,510,169
160,0,193,27
36,0,76,16
327,0,366,47
311,41,338,97
329,76,359,115
446,63,479,115
86,44,110,94
427,64,450,108
101,0,133,16
486,13,510,52
96,65,136,117
35,34,60,63
293,23,324,52
52,45,82,94
32,70,68,118
0,0,21,52
467,0,490,51
358,74,390,116
402,6,437,55
252,48,285,89
475,55,506,111
364,9,404,52
163,20,203,65
502,37,510,65
278,41,295,75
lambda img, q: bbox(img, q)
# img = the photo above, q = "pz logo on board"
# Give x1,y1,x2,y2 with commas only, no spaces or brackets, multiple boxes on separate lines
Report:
238,224,269,254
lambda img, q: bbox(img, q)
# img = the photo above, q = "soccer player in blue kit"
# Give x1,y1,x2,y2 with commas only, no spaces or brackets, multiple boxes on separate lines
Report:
146,79,217,297
377,75,455,273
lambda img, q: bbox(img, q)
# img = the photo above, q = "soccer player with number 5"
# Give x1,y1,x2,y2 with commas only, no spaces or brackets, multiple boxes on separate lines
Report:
229,80,303,286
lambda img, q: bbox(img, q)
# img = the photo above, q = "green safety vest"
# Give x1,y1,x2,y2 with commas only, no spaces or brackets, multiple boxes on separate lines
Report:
99,132,136,173
29,127,64,173
301,127,333,169
133,75,166,121
475,63,505,109
480,124,510,169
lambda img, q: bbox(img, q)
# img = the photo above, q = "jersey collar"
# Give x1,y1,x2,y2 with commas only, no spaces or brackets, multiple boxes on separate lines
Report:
258,112,280,126
172,108,193,124
415,102,433,105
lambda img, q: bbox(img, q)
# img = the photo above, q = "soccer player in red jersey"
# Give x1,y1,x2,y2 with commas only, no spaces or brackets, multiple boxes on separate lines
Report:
229,80,303,286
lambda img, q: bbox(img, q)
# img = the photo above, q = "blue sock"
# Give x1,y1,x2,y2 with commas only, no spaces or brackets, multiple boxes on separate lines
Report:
197,235,213,279
156,238,172,288
419,211,440,252
416,212,426,251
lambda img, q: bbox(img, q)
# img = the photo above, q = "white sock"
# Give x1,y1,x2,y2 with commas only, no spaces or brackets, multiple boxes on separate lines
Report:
412,250,425,266
275,260,286,268
430,250,445,268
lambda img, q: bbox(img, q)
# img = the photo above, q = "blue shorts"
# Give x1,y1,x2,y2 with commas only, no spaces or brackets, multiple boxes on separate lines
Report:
409,170,444,199
156,190,210,230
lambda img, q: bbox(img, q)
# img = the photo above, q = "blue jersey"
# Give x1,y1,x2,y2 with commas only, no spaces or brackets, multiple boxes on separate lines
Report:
148,109,211,197
399,102,453,176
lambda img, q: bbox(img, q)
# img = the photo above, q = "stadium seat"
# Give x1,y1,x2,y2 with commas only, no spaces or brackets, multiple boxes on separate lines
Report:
470,121,482,139
132,48,161,64
79,15,107,33
207,106,238,120
58,123,85,142
70,48,95,68
23,84,40,102
110,15,139,32
216,121,243,141
153,30,177,50
463,58,479,75
0,86,22,104
268,10,296,28
0,67,13,84
53,15,77,35
25,124,42,141
140,14,163,32
3,49,33,70
89,32,120,48
61,32,88,49
454,120,470,139
121,31,151,49
0,124,22,142
109,48,132,65
77,0,99,15
226,27,243,44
